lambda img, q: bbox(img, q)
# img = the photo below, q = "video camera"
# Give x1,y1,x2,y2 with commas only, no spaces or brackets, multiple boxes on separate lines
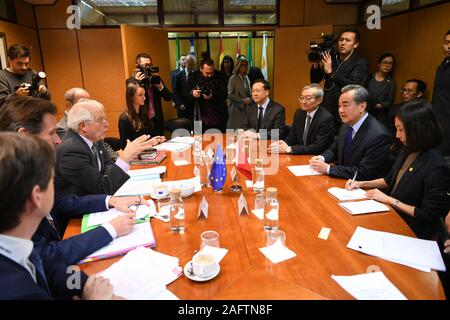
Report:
136,64,161,86
307,34,337,63
14,71,47,95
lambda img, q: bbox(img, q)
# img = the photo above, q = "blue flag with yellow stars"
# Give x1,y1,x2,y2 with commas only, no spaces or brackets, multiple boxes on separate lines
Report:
209,144,227,191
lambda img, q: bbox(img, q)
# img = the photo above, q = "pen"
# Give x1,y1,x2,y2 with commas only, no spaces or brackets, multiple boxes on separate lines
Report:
350,170,358,186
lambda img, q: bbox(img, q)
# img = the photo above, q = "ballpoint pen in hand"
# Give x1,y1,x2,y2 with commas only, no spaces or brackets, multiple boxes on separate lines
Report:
350,170,358,187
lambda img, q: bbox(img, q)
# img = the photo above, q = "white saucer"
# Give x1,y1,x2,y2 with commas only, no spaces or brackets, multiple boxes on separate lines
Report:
183,261,220,282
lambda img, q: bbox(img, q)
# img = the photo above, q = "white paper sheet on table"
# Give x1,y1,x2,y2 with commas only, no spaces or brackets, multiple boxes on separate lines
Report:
347,226,446,272
338,199,390,215
114,178,162,196
259,239,297,264
327,187,367,201
173,160,189,166
170,136,195,144
154,142,190,152
87,201,157,227
287,165,323,177
331,272,407,300
99,247,181,300
128,166,166,177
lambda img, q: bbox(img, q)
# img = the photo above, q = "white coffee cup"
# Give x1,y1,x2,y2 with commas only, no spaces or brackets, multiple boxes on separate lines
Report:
192,253,219,278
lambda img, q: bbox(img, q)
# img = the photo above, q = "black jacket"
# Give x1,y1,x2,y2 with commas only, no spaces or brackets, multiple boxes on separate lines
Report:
284,106,334,155
242,99,286,140
432,58,450,156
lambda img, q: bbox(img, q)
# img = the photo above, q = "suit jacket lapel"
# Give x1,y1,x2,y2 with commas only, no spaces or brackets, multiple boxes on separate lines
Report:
263,100,273,129
298,111,307,144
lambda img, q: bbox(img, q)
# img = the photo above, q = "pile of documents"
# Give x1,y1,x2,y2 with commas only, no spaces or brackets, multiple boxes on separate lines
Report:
153,137,193,152
327,187,367,201
347,226,446,272
114,167,166,196
100,246,182,300
338,199,390,215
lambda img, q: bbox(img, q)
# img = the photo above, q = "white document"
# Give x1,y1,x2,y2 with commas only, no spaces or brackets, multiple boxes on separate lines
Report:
331,272,407,300
114,178,162,196
87,201,157,227
82,223,156,261
173,160,189,166
128,166,166,178
154,142,190,152
347,226,446,272
170,136,195,144
199,245,229,263
287,165,323,177
327,187,367,201
338,199,390,215
99,247,181,300
259,239,297,264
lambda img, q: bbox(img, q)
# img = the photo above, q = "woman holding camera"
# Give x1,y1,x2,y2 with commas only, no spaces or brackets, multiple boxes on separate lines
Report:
118,82,165,150
346,100,449,240
227,57,252,129
365,53,396,127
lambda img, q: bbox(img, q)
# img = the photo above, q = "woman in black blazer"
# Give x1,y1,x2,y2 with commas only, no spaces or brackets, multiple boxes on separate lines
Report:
118,82,165,150
346,100,449,239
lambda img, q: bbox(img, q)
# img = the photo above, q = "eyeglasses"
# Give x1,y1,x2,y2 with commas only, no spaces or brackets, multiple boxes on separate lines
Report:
400,88,416,94
380,61,394,65
298,96,315,102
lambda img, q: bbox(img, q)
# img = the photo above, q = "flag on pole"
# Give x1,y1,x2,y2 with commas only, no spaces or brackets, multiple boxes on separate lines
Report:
237,143,252,180
175,34,181,69
209,144,227,191
206,33,211,59
190,34,195,56
261,33,268,80
218,33,224,66
248,33,253,67
236,34,241,59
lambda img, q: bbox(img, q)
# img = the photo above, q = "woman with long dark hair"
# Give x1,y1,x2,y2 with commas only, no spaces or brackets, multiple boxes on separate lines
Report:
220,55,234,84
118,82,165,150
346,100,449,239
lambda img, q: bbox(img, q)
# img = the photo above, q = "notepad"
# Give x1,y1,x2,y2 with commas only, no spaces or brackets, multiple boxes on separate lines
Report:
287,165,323,176
327,187,367,201
78,222,156,264
338,199,390,215
332,272,407,300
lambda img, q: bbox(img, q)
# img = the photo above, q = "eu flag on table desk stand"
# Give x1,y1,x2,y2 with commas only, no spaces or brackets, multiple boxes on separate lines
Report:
209,144,227,192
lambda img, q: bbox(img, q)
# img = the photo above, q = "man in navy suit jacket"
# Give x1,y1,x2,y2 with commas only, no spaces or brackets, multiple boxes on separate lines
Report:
0,133,119,299
310,85,390,180
269,84,334,155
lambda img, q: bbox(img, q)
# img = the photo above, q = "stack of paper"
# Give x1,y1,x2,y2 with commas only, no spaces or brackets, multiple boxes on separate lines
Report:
287,165,323,177
328,187,367,201
154,141,190,152
79,222,157,264
332,272,407,300
114,177,161,197
100,246,182,300
259,239,297,264
338,199,390,215
128,166,166,178
170,136,195,145
81,201,157,233
347,226,446,272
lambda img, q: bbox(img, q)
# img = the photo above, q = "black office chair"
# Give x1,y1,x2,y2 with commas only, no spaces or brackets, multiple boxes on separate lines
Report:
164,118,193,138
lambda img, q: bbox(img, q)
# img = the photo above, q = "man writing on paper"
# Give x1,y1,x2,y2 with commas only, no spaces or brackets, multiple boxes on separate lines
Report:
309,85,390,180
269,83,334,155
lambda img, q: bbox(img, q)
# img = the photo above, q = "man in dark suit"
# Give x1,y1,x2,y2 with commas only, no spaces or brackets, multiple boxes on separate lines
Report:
173,54,196,119
0,132,119,299
126,53,173,136
310,85,390,180
184,58,228,133
241,79,285,140
55,99,155,196
310,29,368,132
269,83,334,154
170,55,186,89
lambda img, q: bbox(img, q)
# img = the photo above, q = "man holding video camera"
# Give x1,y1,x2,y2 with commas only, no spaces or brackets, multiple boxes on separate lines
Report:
184,58,228,133
310,29,368,133
0,44,50,107
126,53,172,136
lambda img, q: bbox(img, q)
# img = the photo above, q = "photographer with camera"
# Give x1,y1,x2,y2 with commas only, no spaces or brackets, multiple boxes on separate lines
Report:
310,29,368,132
126,53,172,136
0,44,50,107
184,58,228,133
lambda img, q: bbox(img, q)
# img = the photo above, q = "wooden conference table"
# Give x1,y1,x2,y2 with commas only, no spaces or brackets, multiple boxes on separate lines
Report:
64,138,446,300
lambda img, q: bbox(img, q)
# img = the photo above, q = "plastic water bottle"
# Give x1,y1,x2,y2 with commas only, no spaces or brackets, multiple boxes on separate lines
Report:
264,187,279,231
169,188,185,232
192,136,202,165
253,158,265,193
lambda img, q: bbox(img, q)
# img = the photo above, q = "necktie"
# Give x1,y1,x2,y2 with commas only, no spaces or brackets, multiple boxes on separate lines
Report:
28,249,51,295
92,144,102,172
303,114,312,145
257,106,264,130
147,87,155,119
343,127,354,164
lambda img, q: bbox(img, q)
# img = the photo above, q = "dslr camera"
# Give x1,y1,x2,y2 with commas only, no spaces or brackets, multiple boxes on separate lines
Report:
136,64,161,85
14,71,46,95
195,79,212,96
307,34,337,63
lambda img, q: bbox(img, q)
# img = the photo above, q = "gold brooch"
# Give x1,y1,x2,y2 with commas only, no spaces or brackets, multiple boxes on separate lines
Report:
409,167,413,172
